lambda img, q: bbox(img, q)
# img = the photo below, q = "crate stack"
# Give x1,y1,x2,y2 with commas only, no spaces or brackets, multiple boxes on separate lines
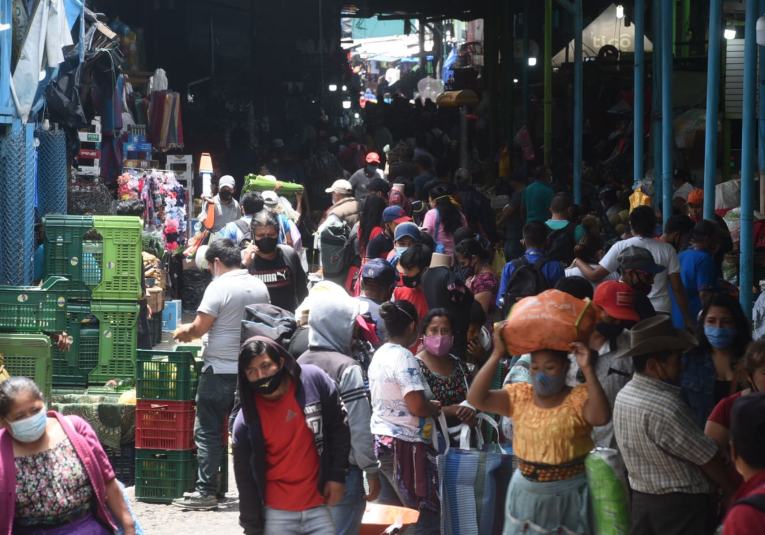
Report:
134,347,228,503
0,277,69,401
43,215,143,388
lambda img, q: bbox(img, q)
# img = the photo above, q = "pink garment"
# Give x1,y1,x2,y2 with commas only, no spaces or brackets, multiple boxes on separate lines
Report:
423,209,468,256
0,412,117,534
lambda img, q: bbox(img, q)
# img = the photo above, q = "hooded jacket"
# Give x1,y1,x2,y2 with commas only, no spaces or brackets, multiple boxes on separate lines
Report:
297,297,379,481
232,336,350,535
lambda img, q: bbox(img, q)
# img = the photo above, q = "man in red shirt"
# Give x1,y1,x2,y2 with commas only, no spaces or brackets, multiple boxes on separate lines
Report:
723,393,765,535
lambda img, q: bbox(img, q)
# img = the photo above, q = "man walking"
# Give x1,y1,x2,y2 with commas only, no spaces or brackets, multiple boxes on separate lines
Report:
200,175,241,233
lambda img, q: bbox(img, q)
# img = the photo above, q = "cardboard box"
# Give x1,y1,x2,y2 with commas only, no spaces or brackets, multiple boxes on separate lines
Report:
147,288,164,316
162,300,182,331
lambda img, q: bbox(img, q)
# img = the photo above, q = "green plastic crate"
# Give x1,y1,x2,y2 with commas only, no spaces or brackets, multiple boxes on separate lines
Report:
0,277,69,333
135,447,228,504
87,301,139,385
136,348,202,401
43,215,102,300
0,334,53,401
52,302,100,386
91,216,143,301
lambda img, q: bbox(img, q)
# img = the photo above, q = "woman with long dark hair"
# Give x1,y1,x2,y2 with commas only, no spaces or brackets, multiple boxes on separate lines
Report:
358,194,387,255
423,184,467,255
565,234,619,291
682,292,752,428
455,238,499,329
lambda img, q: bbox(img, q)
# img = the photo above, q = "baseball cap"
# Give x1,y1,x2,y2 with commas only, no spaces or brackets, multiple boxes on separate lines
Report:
687,189,704,206
394,222,421,242
368,178,391,195
366,152,381,164
325,179,353,195
361,258,399,286
383,206,412,224
219,175,235,190
593,281,641,322
617,246,667,274
261,191,279,206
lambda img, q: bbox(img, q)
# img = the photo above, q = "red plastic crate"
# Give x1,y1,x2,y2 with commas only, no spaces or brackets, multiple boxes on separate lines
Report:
136,400,195,450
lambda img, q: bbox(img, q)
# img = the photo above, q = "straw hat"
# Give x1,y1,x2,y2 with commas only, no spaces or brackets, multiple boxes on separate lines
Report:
613,316,697,359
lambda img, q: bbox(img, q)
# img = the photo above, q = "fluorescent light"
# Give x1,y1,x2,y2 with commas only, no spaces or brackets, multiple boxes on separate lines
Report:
354,113,360,118
616,5,624,19
514,79,519,83
724,26,737,40
329,84,338,92
342,100,352,109
528,57,537,66
342,85,347,91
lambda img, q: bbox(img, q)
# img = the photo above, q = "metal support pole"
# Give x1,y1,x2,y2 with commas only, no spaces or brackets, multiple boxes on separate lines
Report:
634,0,645,189
419,19,427,72
544,0,552,166
704,0,722,220
79,0,84,62
460,106,468,170
486,2,499,158
661,0,674,225
759,0,765,214
652,0,663,209
740,0,758,320
0,0,11,113
573,0,583,204
522,0,530,176
505,4,515,157
680,0,691,58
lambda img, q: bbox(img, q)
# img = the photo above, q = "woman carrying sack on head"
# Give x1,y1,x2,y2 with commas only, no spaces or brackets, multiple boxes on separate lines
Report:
468,293,612,535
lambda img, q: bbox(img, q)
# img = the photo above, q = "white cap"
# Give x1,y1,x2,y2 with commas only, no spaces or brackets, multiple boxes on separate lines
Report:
219,175,235,189
325,179,353,195
261,191,279,206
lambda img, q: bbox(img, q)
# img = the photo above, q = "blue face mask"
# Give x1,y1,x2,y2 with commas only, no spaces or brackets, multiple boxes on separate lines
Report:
395,246,409,257
704,325,737,349
9,406,48,443
532,372,566,397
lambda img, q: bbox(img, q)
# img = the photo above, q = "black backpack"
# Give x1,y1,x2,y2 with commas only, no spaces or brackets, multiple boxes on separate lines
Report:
546,222,577,266
240,303,297,347
501,256,551,316
234,219,253,249
320,220,356,276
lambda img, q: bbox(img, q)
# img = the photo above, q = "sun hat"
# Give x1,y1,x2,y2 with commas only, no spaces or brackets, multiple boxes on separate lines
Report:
613,316,697,359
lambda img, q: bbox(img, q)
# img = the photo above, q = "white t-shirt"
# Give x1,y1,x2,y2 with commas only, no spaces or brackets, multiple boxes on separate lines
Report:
673,182,695,201
599,237,680,313
198,269,270,374
565,265,619,291
369,343,434,443
349,168,386,201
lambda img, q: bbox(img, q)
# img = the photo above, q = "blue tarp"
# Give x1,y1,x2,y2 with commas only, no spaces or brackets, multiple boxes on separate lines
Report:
64,0,82,30
442,46,457,82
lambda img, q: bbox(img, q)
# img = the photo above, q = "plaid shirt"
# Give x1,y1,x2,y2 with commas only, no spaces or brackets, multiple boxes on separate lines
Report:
613,373,718,495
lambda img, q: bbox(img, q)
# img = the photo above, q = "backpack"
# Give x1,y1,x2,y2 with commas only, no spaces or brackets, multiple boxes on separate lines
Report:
546,222,577,266
501,256,552,316
234,219,252,249
320,220,355,276
240,303,297,347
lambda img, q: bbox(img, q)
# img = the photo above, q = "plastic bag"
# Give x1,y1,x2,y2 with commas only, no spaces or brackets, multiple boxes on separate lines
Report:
492,248,506,278
586,448,631,535
629,187,652,213
501,290,601,354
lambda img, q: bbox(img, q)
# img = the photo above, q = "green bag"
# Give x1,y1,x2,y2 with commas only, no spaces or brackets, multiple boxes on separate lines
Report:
241,174,304,203
585,448,631,535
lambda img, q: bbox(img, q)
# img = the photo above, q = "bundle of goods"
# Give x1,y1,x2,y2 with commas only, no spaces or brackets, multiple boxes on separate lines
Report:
242,174,304,204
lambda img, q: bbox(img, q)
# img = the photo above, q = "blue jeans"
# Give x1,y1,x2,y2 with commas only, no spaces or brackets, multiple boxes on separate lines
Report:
331,466,366,535
264,505,335,535
194,367,237,496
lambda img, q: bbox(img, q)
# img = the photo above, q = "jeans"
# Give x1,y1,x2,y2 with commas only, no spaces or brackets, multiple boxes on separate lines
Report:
263,505,335,535
194,367,237,496
331,466,366,535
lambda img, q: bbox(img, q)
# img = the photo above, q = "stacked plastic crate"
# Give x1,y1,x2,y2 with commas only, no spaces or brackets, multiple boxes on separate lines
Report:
43,215,142,388
134,347,228,503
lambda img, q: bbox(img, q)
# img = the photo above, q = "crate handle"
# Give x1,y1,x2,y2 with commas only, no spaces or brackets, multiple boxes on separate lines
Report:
151,453,168,460
149,404,170,410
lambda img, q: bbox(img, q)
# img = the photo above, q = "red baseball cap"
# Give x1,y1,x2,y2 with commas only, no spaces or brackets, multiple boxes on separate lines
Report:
366,152,381,164
593,281,641,322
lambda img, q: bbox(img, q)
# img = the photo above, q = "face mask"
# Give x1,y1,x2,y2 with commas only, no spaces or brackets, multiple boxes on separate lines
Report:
423,335,454,357
367,165,378,174
219,190,232,201
596,321,624,340
628,272,652,295
250,367,284,395
532,372,565,397
657,362,677,386
704,325,737,349
395,246,409,257
402,273,421,289
9,407,48,443
458,262,475,280
255,237,278,255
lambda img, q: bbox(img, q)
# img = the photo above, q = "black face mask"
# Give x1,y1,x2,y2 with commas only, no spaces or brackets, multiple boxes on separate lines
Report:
596,321,624,340
250,367,284,395
255,236,278,254
219,190,233,201
402,273,421,289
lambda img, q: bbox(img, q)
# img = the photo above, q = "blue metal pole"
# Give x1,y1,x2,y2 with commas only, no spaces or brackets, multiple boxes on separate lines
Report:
652,0,662,210
661,0,673,225
78,0,84,63
573,0,583,205
704,0,722,220
759,0,765,215
740,0,758,320
634,0,645,189
0,0,11,113
522,0,529,177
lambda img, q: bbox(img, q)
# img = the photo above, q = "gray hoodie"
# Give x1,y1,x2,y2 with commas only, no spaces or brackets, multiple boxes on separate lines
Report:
297,297,379,479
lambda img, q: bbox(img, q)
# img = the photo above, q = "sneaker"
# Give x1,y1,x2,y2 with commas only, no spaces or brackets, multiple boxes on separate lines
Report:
172,492,218,510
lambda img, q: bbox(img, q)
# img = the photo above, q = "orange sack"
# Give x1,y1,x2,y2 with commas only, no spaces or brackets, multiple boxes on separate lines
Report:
501,289,601,355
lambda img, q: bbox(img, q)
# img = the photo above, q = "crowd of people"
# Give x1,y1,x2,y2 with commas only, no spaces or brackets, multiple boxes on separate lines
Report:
1,124,765,535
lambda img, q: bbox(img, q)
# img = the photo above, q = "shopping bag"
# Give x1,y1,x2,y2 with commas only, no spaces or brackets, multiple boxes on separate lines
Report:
586,448,631,535
491,248,506,278
629,187,652,213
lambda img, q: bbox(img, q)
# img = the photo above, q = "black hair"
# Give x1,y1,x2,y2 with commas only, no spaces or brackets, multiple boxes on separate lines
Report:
239,339,282,368
469,300,487,326
574,234,604,265
116,198,145,218
241,192,264,216
395,179,416,198
452,227,474,247
430,185,463,235
402,146,415,160
455,238,490,263
743,339,765,374
419,230,435,250
522,221,548,249
730,393,765,469
400,244,432,270
359,194,387,251
600,189,618,205
555,276,594,300
689,219,721,243
420,308,455,336
251,209,280,232
205,238,242,268
534,166,551,182
693,292,752,358
633,350,676,373
379,301,419,338
665,214,695,235
0,377,42,417
415,155,433,170
435,160,451,179
629,206,656,237
550,193,573,214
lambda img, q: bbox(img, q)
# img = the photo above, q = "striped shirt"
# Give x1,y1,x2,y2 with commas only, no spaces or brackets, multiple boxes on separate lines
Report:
613,373,718,495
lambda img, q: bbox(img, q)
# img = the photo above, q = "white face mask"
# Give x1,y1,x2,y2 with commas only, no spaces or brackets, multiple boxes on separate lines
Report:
9,406,48,443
